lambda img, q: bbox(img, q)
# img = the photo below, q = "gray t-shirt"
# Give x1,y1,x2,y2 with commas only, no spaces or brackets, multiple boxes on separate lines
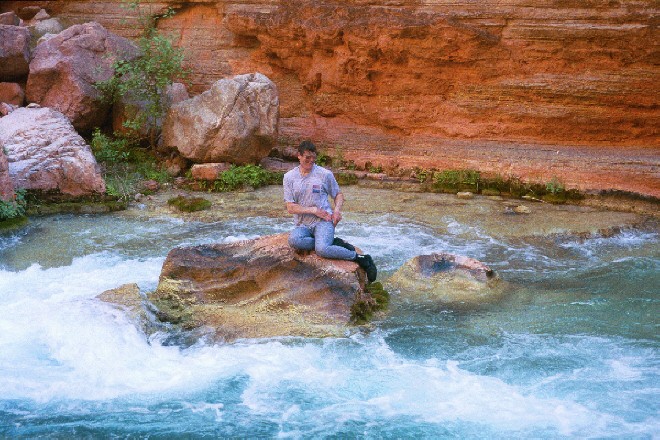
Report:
283,164,340,226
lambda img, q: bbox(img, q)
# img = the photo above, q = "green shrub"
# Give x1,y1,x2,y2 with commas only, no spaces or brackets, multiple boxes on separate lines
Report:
0,189,27,221
212,165,276,192
90,128,133,163
100,156,171,202
432,169,481,192
95,0,189,148
335,172,358,186
546,176,565,195
315,153,331,167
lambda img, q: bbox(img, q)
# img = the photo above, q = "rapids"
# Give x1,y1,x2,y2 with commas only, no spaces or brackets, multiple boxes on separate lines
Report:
0,186,658,438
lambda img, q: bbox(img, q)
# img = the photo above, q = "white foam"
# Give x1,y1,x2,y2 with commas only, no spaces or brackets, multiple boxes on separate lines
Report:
229,336,619,437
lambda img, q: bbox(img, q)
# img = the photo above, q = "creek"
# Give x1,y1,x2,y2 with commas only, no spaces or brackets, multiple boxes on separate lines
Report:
0,186,658,438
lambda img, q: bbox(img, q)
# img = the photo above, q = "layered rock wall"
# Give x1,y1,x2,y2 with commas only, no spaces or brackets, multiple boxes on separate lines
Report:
2,0,658,195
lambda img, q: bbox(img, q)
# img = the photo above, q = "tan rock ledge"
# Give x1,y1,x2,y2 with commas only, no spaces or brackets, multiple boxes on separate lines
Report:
147,233,382,342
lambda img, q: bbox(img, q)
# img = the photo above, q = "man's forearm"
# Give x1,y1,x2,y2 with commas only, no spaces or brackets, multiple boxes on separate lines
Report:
334,193,344,213
286,202,316,215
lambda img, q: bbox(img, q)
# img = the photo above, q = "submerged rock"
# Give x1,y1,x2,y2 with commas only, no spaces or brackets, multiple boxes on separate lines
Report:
97,283,154,335
148,233,379,342
389,253,505,306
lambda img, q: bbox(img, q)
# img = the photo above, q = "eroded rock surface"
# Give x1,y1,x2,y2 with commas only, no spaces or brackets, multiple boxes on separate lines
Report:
389,253,505,306
0,82,24,106
148,233,376,341
0,24,30,80
26,22,138,131
162,73,279,165
0,107,105,196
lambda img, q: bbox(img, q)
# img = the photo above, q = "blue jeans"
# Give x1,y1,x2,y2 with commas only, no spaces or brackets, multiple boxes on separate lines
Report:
288,221,357,260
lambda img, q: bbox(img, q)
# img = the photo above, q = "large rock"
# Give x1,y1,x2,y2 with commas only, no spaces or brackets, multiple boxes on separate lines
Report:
0,12,21,26
388,253,505,306
0,82,25,106
33,18,64,39
26,22,138,132
162,73,279,165
0,107,106,196
0,25,30,80
148,233,378,341
0,147,14,202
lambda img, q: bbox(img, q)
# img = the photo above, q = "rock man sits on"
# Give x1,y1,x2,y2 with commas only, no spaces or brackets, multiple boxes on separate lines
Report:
283,140,377,283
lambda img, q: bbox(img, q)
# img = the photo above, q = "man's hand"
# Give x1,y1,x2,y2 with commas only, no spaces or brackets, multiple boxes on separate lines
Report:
315,207,332,222
331,210,342,226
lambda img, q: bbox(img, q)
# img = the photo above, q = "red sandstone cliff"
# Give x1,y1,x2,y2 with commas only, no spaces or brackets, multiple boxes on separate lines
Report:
2,0,658,196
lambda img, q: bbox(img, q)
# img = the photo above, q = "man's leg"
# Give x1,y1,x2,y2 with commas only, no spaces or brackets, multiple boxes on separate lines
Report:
288,226,315,250
314,221,357,260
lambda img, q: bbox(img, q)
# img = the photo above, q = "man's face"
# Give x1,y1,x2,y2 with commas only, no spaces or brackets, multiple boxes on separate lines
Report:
298,150,316,172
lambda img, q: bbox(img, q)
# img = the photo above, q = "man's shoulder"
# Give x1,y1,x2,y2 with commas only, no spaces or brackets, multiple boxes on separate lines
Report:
283,167,299,180
312,165,334,178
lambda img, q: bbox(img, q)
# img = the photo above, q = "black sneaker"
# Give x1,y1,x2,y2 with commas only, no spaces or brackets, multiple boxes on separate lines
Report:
355,254,377,283
332,237,356,252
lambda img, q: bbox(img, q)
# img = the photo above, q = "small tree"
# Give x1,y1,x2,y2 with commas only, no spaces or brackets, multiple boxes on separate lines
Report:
97,0,189,148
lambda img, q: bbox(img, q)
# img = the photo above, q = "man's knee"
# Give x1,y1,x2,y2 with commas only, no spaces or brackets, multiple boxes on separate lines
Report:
288,234,304,249
289,230,314,251
315,244,331,258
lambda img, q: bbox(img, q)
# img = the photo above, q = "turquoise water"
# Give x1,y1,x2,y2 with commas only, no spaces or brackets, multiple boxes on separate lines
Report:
0,210,658,438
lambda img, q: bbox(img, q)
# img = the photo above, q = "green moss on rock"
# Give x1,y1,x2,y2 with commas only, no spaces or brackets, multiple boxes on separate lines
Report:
167,195,212,212
350,282,390,325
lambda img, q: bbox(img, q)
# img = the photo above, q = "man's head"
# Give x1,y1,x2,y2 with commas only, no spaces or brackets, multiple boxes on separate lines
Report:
297,140,317,173
297,140,317,156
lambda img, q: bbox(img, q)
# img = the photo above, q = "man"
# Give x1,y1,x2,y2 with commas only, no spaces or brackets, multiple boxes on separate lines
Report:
283,140,377,283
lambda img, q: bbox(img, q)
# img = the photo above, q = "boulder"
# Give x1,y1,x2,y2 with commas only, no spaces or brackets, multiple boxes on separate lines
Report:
31,9,51,22
388,253,505,306
26,22,139,132
0,103,18,117
0,82,25,106
0,107,106,196
33,18,64,39
0,25,31,80
0,12,21,26
148,233,378,341
0,147,14,202
190,163,231,181
259,157,297,173
162,73,279,165
97,283,151,334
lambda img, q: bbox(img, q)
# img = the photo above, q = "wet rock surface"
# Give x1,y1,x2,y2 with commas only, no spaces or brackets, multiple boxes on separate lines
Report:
97,283,151,333
147,233,377,342
388,253,505,306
